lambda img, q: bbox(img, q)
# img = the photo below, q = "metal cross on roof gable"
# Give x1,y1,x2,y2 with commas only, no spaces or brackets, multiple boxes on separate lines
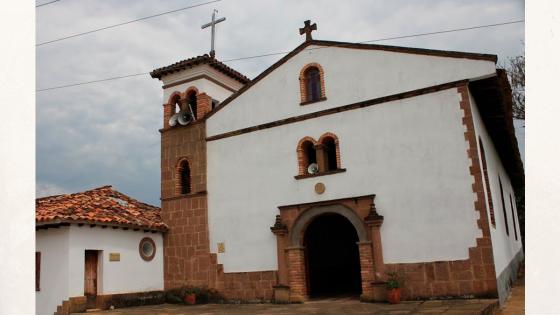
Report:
299,20,317,42
201,9,226,58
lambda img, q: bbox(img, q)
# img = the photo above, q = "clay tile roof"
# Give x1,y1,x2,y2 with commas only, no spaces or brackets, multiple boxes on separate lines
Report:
36,185,167,232
150,54,250,84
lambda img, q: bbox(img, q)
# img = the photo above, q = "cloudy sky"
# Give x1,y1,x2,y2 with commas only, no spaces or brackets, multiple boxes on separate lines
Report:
36,0,525,205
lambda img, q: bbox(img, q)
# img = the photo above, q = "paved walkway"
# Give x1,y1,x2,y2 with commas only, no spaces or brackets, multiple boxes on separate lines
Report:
75,297,498,314
497,278,525,315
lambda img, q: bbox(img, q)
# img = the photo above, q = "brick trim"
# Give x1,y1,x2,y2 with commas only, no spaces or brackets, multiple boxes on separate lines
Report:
164,92,182,128
296,136,318,175
184,86,199,97
294,168,346,180
175,157,191,195
275,196,377,302
167,92,183,108
318,132,341,170
299,63,327,104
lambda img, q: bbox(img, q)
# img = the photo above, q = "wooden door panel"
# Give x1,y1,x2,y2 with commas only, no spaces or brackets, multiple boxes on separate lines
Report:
84,250,98,296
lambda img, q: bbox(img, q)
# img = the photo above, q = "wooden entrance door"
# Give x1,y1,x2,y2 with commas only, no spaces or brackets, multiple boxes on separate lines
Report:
84,250,98,305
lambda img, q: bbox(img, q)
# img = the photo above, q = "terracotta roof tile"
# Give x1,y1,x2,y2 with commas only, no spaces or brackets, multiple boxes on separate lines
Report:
150,54,250,84
36,185,167,231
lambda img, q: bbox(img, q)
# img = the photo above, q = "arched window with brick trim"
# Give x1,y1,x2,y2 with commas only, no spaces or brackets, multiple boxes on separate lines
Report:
186,89,198,120
299,63,326,104
318,133,341,171
169,92,182,114
305,67,321,101
176,158,191,195
297,137,317,175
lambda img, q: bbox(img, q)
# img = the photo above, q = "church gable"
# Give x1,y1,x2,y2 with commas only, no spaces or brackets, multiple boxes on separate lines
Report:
206,41,497,137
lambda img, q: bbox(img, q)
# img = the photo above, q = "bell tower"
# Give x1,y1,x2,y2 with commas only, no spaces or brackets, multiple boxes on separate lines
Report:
150,54,248,289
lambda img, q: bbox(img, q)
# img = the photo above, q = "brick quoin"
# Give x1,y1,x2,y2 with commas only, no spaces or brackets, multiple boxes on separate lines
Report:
381,86,499,300
271,85,499,302
161,83,499,302
161,105,276,301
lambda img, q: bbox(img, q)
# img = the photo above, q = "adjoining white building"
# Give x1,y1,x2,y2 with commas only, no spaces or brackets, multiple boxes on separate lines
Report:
150,20,524,305
35,186,167,315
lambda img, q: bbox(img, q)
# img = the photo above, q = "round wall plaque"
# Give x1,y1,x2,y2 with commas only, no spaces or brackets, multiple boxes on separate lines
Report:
314,182,326,194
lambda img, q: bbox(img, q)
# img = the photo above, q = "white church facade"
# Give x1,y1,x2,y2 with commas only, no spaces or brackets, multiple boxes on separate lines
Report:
150,21,524,304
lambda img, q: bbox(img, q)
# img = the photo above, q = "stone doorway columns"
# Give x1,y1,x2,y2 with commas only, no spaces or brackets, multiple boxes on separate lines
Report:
270,195,386,303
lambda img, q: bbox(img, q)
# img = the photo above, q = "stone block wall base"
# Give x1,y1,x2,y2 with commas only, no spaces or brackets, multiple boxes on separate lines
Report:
95,291,165,310
54,296,87,315
273,285,290,303
371,282,388,302
289,294,307,303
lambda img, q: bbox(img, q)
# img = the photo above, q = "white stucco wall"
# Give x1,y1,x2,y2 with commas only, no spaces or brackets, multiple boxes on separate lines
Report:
36,226,164,315
207,88,481,272
36,227,70,315
67,225,164,296
207,45,496,136
469,92,524,277
161,64,242,104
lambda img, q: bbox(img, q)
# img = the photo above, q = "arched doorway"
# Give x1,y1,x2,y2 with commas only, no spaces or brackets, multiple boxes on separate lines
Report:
303,213,362,297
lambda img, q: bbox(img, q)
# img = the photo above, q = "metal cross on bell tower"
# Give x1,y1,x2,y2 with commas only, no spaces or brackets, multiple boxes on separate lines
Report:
201,9,226,58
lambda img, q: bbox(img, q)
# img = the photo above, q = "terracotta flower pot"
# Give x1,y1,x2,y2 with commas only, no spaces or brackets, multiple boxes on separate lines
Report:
184,293,196,305
387,288,401,304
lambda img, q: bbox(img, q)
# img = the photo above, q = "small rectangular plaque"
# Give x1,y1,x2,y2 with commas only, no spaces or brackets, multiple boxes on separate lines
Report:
109,253,120,261
217,242,225,253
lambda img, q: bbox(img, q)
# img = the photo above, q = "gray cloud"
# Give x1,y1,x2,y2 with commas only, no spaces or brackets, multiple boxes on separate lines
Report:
36,0,525,205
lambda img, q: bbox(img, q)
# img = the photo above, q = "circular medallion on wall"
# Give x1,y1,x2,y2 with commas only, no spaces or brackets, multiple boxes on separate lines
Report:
315,182,326,194
139,237,156,261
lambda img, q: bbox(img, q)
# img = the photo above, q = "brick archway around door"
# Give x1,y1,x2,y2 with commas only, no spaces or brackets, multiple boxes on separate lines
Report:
271,195,382,303
289,204,368,246
270,188,500,303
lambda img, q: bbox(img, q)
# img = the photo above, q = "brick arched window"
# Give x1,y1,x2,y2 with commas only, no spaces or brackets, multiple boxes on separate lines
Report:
186,89,198,120
318,133,341,171
176,158,191,195
169,92,182,114
299,63,326,105
297,137,318,175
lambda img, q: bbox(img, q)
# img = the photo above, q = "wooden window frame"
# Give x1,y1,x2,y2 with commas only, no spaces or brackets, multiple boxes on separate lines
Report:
299,63,327,105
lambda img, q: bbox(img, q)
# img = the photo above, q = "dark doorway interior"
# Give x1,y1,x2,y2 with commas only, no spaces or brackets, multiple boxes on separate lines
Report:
304,213,362,298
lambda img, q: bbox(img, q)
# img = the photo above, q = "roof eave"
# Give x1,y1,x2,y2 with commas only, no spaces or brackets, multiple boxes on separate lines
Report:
36,219,168,233
469,72,525,195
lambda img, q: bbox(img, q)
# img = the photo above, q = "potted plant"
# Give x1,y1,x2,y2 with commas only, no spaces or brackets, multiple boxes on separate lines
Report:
386,271,404,304
183,287,200,305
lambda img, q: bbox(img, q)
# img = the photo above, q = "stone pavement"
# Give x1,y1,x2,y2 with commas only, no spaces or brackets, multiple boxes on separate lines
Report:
497,278,525,314
74,297,498,315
